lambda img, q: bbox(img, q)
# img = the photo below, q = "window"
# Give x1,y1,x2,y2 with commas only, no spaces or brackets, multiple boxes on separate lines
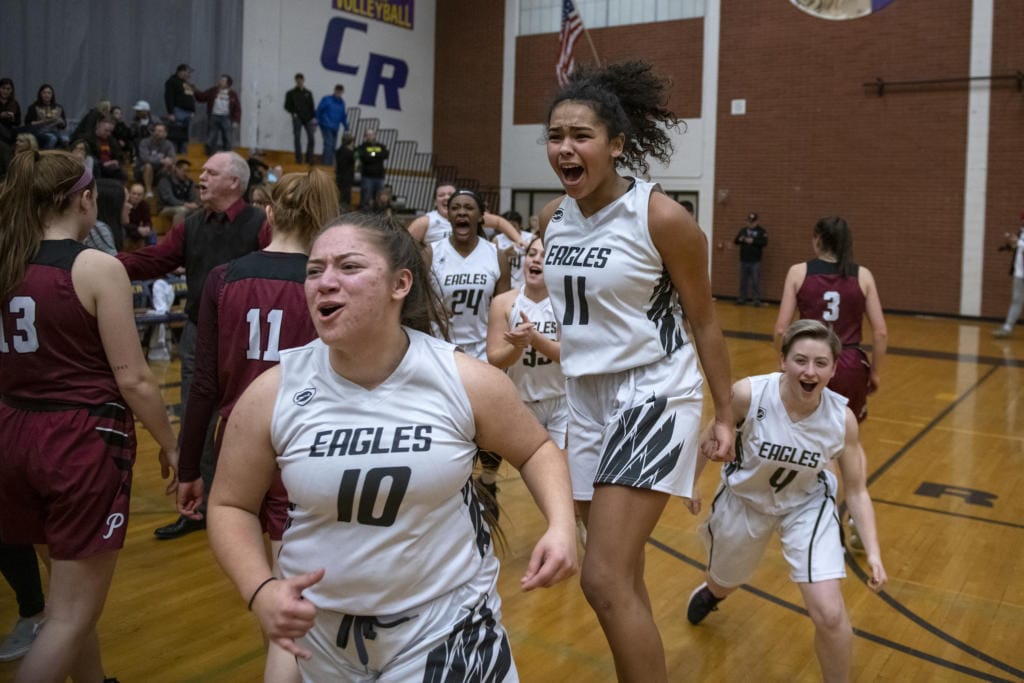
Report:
518,0,705,36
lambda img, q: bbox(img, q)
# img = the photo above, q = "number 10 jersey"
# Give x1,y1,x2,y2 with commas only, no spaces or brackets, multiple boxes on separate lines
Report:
271,329,497,615
543,179,689,378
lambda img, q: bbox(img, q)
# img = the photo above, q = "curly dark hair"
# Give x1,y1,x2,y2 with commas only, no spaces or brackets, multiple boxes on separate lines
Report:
547,61,682,174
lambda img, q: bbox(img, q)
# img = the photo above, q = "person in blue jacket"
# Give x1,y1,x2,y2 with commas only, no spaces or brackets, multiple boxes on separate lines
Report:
315,84,349,167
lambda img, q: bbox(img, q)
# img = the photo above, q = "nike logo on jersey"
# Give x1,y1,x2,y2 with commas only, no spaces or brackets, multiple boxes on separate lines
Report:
544,245,612,269
757,442,821,468
308,425,432,457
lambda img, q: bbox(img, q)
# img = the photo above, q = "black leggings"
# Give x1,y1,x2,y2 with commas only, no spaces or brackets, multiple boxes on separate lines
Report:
0,543,45,618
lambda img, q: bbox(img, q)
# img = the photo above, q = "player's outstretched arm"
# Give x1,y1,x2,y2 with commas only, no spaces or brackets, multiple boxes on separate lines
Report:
456,353,578,589
838,408,887,591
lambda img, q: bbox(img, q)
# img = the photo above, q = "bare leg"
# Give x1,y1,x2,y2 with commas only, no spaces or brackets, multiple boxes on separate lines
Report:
797,579,852,683
580,484,669,683
15,550,118,683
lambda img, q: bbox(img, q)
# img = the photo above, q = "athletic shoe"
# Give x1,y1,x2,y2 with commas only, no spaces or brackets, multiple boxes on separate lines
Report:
686,583,723,625
0,615,44,662
992,328,1012,339
847,519,865,552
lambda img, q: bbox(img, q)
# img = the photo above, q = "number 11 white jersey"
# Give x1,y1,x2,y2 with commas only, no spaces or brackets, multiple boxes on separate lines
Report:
544,179,690,378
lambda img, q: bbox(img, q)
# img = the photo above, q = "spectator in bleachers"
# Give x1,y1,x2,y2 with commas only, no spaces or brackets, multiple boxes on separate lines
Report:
71,98,111,142
284,73,316,164
196,74,240,155
129,100,153,154
165,63,197,154
14,133,37,155
157,158,200,223
315,84,349,167
85,179,130,255
136,122,176,198
68,138,94,175
355,127,388,210
82,117,125,181
119,151,268,541
0,78,20,155
111,106,134,160
24,84,69,149
248,183,272,210
125,182,156,248
335,132,355,210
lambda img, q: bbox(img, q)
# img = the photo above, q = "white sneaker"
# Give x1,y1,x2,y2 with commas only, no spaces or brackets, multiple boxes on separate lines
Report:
0,615,44,662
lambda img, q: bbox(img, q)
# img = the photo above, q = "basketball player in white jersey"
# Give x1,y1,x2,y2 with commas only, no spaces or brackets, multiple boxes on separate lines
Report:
408,182,529,248
492,211,534,290
206,213,577,682
540,61,734,682
487,236,566,448
686,320,886,683
430,189,511,516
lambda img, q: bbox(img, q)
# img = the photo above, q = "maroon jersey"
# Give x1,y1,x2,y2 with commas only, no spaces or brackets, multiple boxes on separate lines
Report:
0,240,121,405
795,259,865,346
179,250,315,480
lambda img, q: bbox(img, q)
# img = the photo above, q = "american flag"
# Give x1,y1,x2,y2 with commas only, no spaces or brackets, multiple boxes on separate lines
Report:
556,0,584,87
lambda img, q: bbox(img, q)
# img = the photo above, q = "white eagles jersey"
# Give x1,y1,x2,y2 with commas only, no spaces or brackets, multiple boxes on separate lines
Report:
431,237,500,360
723,372,849,515
271,329,498,615
494,230,533,289
506,286,564,403
424,209,450,244
543,179,691,378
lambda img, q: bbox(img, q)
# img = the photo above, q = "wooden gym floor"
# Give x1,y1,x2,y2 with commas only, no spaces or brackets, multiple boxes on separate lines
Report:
1,302,1021,682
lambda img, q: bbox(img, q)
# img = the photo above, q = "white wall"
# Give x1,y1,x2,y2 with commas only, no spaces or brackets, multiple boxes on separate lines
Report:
240,0,436,154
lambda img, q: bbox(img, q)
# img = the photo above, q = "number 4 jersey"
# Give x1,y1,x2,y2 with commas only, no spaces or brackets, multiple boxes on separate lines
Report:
724,373,848,515
270,328,498,615
543,179,690,378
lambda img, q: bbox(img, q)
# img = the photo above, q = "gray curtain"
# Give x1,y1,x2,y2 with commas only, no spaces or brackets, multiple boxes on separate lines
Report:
1,0,243,137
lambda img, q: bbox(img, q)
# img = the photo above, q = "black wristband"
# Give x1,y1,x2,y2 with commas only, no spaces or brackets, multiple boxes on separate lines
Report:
247,577,278,611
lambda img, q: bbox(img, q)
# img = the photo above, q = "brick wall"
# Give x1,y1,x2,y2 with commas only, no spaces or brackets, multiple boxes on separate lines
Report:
432,0,506,190
513,19,704,125
713,0,1022,316
982,0,1024,318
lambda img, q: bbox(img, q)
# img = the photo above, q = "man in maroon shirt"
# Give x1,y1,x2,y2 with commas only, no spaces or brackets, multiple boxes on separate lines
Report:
119,151,269,539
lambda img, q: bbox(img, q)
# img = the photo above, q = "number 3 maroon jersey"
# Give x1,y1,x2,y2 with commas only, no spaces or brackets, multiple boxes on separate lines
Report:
795,259,865,346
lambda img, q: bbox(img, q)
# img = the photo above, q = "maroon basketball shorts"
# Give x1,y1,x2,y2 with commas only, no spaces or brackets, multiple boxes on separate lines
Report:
828,346,871,422
0,399,136,559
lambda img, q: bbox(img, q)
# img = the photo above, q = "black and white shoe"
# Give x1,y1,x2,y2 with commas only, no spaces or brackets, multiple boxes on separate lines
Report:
686,583,723,625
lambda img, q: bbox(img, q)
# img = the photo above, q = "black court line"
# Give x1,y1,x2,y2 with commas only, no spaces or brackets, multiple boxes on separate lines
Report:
872,498,1024,530
865,364,999,487
723,329,1024,367
844,553,1024,680
158,381,181,389
647,538,1018,682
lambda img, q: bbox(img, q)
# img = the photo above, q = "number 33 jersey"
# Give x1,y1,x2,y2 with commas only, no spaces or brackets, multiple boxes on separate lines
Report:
724,373,848,515
271,328,497,615
430,238,500,359
543,179,689,378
